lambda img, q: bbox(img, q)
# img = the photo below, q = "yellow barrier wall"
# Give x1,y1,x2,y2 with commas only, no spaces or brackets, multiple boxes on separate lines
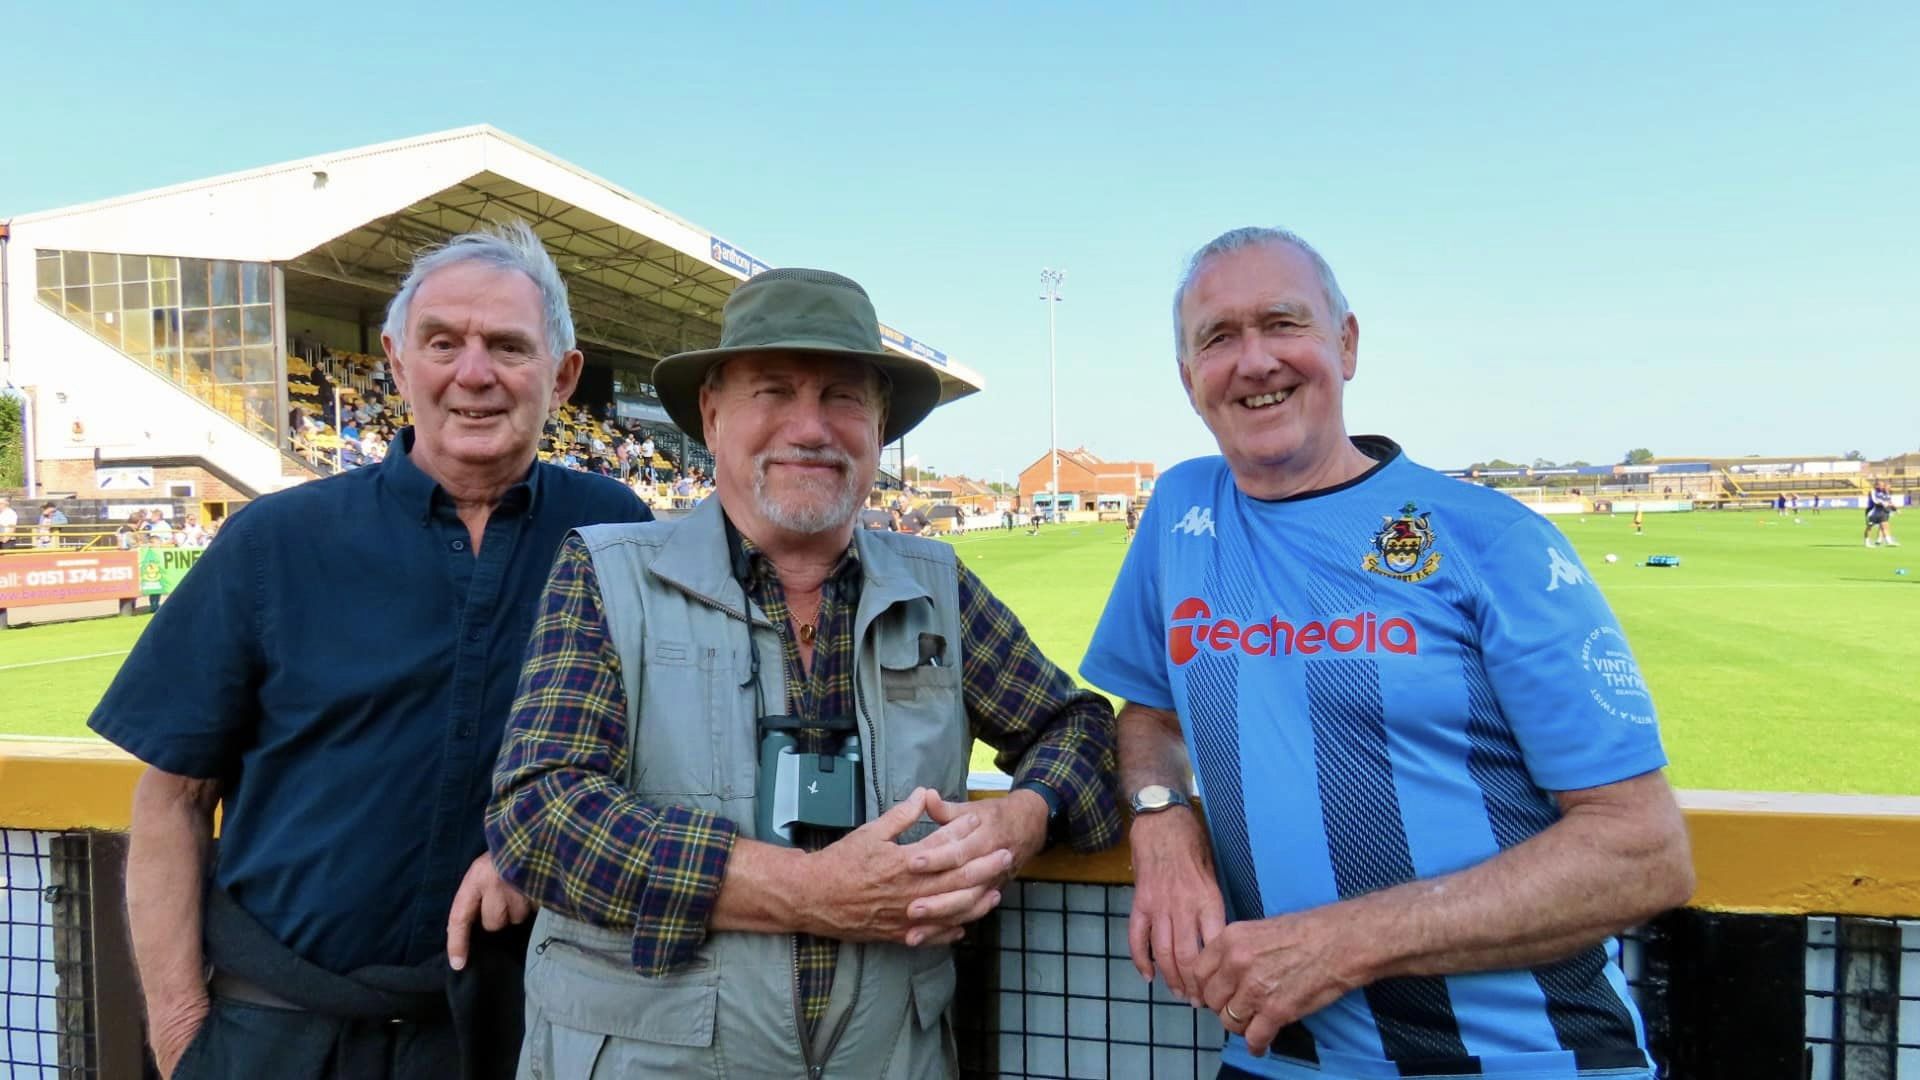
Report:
0,738,147,830
7,739,1917,917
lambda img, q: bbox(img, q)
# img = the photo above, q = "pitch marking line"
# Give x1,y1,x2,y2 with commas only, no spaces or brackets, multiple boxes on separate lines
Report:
0,650,132,673
1600,582,1908,590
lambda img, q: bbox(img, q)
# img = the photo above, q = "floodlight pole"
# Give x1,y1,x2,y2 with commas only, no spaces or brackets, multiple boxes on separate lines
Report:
1040,268,1064,520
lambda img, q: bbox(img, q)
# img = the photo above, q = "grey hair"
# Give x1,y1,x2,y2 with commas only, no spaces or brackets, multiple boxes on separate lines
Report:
383,220,576,358
1171,227,1349,360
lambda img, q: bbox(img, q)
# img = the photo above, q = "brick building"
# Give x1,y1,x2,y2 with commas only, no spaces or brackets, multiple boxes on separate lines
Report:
1016,448,1155,512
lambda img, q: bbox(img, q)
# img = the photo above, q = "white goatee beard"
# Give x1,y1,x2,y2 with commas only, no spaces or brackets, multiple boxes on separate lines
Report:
752,448,861,534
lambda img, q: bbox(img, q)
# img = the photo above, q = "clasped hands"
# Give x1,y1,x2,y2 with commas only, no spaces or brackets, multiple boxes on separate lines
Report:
799,785,1050,948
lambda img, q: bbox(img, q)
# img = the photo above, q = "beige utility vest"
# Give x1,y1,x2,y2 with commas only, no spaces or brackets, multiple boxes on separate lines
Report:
518,497,969,1080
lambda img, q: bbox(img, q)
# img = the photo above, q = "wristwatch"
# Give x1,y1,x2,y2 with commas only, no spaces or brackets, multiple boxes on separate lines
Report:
1013,778,1063,824
1013,778,1068,847
1129,784,1192,816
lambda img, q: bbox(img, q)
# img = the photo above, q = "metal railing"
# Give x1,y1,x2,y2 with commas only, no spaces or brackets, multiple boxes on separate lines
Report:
2,742,1917,1079
0,527,133,554
952,880,1920,1079
2,830,98,1079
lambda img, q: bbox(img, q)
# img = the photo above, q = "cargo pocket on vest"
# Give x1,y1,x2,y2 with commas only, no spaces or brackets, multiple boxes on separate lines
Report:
528,1023,607,1080
631,640,715,795
525,937,719,1076
909,952,958,1031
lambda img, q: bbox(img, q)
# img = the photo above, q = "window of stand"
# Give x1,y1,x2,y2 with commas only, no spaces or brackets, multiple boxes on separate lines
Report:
35,249,278,443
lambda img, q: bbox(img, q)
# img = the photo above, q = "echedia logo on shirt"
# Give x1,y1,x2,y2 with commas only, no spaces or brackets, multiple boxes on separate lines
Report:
1167,597,1419,666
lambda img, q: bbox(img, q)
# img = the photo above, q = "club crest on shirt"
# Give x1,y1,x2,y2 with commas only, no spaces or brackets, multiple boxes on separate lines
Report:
1362,502,1442,583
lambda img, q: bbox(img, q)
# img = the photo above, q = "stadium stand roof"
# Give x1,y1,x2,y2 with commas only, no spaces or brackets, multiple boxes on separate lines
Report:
8,124,984,404
1657,454,1843,467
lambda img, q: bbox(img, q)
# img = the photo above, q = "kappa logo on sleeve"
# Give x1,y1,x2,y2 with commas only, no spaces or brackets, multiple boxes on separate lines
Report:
1170,505,1216,538
1545,546,1589,592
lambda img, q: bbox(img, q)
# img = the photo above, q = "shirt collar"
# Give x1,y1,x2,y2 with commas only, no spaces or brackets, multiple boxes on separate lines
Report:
732,523,862,594
384,427,543,521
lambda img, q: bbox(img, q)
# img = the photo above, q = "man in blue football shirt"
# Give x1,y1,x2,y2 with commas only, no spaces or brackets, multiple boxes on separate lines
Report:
1082,227,1694,1079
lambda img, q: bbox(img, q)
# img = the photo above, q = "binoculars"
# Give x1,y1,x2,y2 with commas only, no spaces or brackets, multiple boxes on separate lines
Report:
755,715,864,847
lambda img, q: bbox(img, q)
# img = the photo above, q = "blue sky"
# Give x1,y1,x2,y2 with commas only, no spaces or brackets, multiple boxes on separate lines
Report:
3,3,1915,479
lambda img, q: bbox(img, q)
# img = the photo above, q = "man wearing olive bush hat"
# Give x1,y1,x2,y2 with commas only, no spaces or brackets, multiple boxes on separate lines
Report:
488,267,1120,1078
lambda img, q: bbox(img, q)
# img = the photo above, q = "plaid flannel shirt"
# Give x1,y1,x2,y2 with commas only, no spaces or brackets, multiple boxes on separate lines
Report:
486,528,1119,1027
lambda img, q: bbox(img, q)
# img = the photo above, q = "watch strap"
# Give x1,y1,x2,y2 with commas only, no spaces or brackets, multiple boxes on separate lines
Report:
1012,778,1063,821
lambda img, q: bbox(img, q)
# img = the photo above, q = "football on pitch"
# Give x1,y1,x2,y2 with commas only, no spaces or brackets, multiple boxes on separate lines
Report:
1604,553,1619,564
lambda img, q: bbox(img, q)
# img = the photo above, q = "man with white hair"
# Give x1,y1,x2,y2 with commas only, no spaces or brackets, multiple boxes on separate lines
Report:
90,221,649,1079
487,267,1119,1079
1083,227,1694,1078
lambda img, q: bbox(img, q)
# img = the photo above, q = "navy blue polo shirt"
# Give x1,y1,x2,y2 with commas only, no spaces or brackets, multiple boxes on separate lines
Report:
89,429,650,973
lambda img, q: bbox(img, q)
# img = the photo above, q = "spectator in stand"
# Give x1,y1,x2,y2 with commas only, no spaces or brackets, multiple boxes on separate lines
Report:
37,502,68,548
317,367,340,424
118,511,146,550
0,496,16,549
639,433,657,484
180,516,210,548
144,508,175,545
616,434,636,480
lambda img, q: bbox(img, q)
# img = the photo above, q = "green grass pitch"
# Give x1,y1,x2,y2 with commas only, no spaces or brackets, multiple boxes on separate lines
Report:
2,509,1913,795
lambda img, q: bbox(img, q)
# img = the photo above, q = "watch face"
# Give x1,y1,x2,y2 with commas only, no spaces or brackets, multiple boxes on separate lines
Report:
1133,785,1174,811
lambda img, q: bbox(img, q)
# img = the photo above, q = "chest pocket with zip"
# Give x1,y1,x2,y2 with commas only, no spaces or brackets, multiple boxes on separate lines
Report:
629,639,722,796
